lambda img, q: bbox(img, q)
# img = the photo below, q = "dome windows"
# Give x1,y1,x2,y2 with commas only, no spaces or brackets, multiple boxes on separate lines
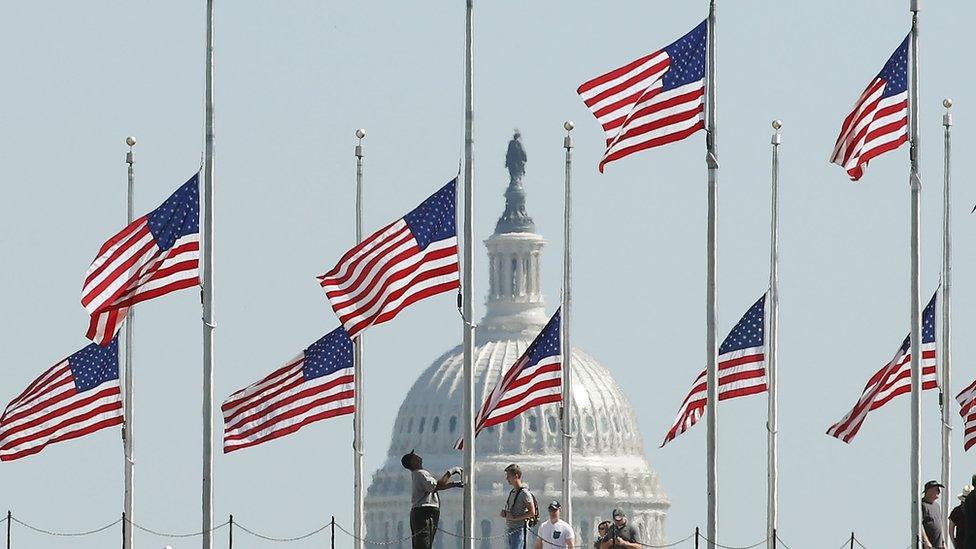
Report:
547,415,558,434
506,419,516,433
432,417,440,433
418,417,426,434
449,416,458,434
528,415,537,432
407,418,414,433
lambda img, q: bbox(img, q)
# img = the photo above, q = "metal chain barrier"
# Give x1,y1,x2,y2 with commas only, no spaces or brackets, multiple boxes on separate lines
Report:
10,516,121,537
698,534,771,549
437,525,524,541
236,520,330,543
637,531,699,548
334,520,424,546
774,532,793,549
125,516,229,538
853,536,870,549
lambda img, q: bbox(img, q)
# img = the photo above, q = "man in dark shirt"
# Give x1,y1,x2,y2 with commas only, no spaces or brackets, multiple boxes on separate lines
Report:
596,509,639,549
950,485,972,549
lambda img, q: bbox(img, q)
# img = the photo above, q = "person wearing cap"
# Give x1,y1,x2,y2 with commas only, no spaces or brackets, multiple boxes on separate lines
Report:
596,509,639,549
534,501,575,549
401,450,463,549
949,485,973,549
502,463,537,549
922,480,947,548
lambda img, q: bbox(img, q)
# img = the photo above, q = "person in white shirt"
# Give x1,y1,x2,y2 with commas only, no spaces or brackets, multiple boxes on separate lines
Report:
535,500,575,549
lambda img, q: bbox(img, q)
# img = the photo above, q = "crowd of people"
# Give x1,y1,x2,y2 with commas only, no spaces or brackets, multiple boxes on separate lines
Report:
402,451,642,549
921,478,976,549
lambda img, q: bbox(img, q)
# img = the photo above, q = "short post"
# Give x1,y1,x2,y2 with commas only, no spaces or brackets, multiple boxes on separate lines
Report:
228,514,233,549
331,516,336,549
771,528,776,549
121,511,126,549
849,531,854,549
6,510,11,549
695,527,700,549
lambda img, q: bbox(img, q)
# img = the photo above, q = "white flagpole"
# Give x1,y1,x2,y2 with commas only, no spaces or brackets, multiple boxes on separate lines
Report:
122,135,137,549
940,97,953,541
766,121,781,549
908,2,922,548
201,0,216,546
561,121,574,525
353,128,367,549
462,1,476,547
705,1,719,547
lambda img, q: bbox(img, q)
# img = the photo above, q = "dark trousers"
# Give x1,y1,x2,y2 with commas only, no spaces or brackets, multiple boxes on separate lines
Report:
410,506,440,549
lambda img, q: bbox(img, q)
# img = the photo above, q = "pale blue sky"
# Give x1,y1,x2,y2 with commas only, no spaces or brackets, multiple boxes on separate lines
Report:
1,1,975,548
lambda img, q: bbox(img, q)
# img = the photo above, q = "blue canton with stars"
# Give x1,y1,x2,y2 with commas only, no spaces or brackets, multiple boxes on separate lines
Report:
69,336,120,392
719,295,765,355
403,179,457,251
522,309,561,367
303,327,353,381
877,35,909,99
146,174,200,251
898,292,937,352
662,20,707,92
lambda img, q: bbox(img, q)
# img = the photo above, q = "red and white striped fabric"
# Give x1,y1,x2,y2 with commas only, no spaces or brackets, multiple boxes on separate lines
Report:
956,380,976,451
318,180,459,339
0,339,122,461
830,35,909,181
82,175,200,346
455,310,561,450
223,327,354,453
662,295,767,447
827,293,937,443
577,20,706,173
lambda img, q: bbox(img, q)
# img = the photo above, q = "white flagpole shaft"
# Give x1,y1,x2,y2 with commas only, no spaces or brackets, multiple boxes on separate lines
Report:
462,1,476,547
202,0,216,547
561,121,574,526
909,3,922,548
353,130,366,549
941,98,953,541
705,1,719,548
767,121,781,549
123,137,136,549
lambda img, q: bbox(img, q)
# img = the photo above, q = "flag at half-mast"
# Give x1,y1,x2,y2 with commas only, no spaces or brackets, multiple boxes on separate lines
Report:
827,292,937,443
956,379,976,452
318,179,460,339
661,294,767,447
222,327,354,453
0,338,123,461
81,175,201,346
456,309,561,450
830,35,909,181
577,20,707,172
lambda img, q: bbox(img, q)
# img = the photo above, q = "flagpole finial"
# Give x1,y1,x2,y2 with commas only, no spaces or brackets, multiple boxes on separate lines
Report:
355,128,367,140
944,99,953,109
772,120,782,130
125,136,136,147
563,121,574,132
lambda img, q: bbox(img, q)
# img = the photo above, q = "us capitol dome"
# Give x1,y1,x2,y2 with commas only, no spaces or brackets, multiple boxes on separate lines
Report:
365,132,670,547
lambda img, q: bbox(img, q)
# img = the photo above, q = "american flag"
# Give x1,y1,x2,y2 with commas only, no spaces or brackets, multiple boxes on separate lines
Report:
830,35,909,181
956,379,976,452
827,292,937,443
662,294,766,447
577,20,706,173
81,175,201,346
0,338,123,461
318,179,460,339
222,327,354,453
456,309,561,450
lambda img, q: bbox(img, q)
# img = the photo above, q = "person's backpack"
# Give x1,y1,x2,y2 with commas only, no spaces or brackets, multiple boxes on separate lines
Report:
520,487,540,528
